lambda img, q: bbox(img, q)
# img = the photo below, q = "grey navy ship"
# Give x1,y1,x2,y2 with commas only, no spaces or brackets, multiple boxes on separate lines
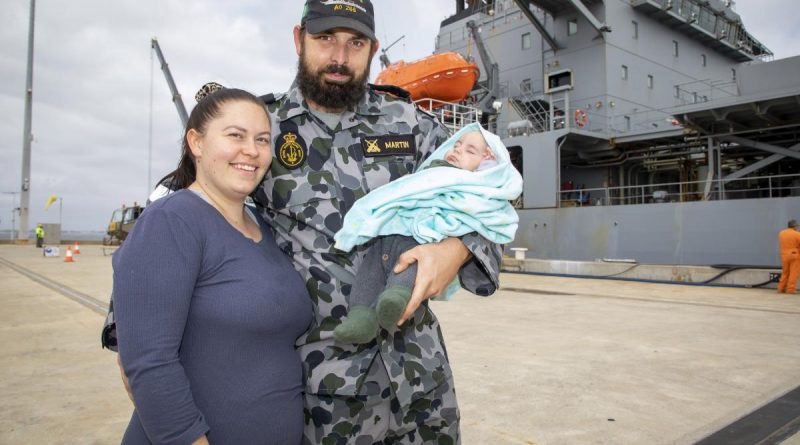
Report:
375,0,800,266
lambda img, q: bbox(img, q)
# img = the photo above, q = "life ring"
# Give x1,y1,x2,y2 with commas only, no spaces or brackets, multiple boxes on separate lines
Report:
574,109,587,128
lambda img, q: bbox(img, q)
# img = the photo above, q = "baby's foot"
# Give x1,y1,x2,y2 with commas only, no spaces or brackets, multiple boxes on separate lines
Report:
376,286,413,330
333,305,379,344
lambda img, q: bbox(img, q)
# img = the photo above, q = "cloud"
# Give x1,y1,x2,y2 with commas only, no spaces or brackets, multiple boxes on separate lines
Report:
0,0,798,233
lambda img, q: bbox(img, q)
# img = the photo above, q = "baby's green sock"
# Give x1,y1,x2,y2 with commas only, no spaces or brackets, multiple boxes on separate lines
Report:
376,286,413,330
333,305,379,344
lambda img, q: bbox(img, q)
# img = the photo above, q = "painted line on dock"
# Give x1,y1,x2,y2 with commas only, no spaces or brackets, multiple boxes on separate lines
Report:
694,385,800,445
500,286,575,296
0,257,108,315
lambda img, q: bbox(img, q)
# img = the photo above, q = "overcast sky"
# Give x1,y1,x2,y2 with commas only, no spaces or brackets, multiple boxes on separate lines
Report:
1,0,798,232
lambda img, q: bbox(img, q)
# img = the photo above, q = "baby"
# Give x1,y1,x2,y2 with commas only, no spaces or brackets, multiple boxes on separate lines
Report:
333,124,520,344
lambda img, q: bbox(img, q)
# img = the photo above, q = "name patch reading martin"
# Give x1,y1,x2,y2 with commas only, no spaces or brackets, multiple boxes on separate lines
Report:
361,134,416,157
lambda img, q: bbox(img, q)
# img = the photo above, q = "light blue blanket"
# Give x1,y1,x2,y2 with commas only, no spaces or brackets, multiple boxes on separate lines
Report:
334,123,523,252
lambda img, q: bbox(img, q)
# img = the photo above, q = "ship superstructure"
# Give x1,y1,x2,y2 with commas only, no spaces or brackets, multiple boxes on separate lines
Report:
411,0,800,265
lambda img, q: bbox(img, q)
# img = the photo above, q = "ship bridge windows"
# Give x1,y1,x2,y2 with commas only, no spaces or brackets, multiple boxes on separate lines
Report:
621,65,628,80
567,18,578,36
701,54,707,67
672,40,679,57
521,32,531,50
647,75,654,89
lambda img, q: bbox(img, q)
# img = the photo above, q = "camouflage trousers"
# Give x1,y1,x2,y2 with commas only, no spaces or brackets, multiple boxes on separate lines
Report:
303,356,460,445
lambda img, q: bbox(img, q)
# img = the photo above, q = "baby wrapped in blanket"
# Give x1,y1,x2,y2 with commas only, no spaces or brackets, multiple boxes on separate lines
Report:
333,123,523,344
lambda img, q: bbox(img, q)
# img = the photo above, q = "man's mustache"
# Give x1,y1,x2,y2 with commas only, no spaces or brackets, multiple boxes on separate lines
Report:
321,64,353,76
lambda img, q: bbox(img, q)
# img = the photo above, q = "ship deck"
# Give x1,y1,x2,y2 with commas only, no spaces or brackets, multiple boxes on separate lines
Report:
1,244,799,444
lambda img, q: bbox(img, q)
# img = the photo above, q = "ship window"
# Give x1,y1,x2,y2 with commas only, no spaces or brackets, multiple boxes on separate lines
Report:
632,21,638,39
521,78,531,93
731,68,737,80
621,65,628,80
672,40,679,57
546,70,573,93
701,54,707,67
521,32,531,50
568,18,578,36
674,85,680,98
647,75,654,89
693,92,698,103
624,116,631,131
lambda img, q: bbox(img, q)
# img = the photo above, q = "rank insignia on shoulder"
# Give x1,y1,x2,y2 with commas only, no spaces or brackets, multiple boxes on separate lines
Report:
369,84,412,102
259,92,285,105
277,132,307,170
361,134,416,157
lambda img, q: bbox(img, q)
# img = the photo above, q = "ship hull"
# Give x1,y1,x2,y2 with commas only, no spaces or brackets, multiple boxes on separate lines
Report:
512,197,799,266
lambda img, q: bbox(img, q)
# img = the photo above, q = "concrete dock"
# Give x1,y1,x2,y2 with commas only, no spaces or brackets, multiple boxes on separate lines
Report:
1,244,799,444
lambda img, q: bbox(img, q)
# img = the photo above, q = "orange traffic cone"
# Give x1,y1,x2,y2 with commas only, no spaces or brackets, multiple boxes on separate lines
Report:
64,246,74,263
73,241,81,254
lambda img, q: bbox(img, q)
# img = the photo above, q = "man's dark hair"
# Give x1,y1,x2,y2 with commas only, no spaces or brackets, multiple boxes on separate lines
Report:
789,219,797,228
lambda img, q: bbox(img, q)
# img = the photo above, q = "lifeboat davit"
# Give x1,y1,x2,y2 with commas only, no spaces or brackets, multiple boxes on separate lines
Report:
375,52,479,108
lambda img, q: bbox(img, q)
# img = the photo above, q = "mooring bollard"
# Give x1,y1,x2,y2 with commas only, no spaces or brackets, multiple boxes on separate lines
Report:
510,247,528,260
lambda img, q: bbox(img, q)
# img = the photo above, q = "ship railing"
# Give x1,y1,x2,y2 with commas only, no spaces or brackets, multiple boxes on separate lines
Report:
638,0,772,59
414,98,481,133
557,173,800,207
674,79,739,106
604,106,686,135
506,87,747,137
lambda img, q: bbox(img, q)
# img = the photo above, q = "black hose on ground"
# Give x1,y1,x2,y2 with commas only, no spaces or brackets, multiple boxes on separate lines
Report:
706,264,780,288
504,263,781,289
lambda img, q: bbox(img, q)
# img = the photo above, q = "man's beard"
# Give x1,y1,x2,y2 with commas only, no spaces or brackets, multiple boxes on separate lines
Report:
296,46,370,111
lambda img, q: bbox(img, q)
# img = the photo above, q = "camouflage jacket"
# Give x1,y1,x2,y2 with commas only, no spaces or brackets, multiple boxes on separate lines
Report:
252,84,501,407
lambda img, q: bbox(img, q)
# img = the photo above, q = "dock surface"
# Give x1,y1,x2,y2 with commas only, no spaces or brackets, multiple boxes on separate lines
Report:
1,244,799,444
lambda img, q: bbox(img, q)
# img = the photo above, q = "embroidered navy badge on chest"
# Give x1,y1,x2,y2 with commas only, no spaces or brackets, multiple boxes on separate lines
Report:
277,132,307,170
361,134,416,157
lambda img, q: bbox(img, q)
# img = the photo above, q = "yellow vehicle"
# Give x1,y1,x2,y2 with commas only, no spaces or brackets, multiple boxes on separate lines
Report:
104,203,144,246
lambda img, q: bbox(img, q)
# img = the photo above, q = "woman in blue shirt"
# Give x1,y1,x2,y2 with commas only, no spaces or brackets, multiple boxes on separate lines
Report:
114,86,311,445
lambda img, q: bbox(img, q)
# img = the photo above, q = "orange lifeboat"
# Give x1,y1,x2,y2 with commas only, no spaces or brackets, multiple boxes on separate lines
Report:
375,52,479,108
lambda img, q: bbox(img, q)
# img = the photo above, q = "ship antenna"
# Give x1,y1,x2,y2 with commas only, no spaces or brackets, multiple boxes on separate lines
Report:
379,35,406,69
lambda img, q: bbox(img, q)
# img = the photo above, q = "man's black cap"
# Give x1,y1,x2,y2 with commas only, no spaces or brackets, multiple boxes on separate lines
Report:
301,0,376,41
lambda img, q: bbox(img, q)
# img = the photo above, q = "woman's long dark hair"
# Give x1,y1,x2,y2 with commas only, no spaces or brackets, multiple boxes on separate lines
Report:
159,87,268,190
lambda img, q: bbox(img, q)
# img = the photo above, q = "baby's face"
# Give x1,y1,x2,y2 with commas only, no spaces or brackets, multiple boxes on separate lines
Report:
444,131,493,171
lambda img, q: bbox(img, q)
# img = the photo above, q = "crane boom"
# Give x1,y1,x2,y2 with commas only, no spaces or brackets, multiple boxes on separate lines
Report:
151,38,188,126
466,21,500,115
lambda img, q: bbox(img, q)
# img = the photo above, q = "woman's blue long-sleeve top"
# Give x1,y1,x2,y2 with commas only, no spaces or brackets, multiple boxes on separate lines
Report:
114,190,312,445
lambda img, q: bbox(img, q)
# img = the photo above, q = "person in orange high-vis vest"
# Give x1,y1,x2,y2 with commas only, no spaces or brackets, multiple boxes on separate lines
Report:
777,219,800,294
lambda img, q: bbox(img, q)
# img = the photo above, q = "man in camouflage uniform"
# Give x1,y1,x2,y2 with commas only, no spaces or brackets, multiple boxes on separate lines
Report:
251,1,501,443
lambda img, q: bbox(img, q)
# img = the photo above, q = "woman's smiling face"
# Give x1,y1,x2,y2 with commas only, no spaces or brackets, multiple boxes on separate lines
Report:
188,100,272,201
